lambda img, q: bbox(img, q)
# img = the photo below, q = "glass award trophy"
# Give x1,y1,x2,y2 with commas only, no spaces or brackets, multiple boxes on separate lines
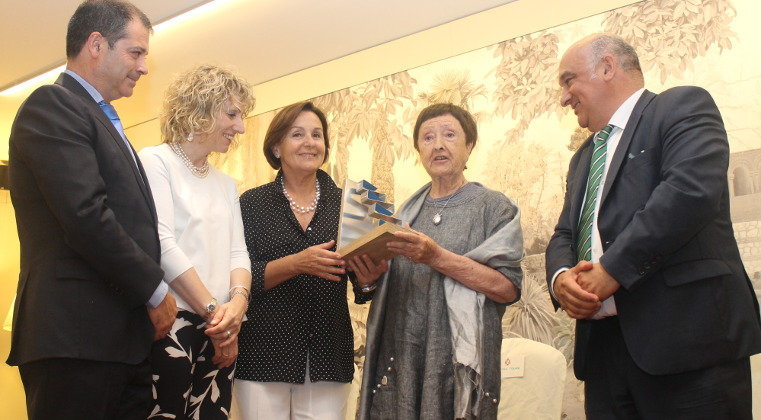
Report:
336,179,409,261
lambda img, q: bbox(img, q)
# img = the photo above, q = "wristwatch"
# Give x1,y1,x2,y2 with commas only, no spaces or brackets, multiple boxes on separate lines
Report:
204,298,218,319
360,283,377,293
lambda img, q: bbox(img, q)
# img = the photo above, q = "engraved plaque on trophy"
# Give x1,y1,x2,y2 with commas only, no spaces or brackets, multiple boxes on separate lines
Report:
336,179,409,261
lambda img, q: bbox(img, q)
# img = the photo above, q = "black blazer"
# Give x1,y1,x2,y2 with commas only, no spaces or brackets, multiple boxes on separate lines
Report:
546,86,761,380
7,73,164,366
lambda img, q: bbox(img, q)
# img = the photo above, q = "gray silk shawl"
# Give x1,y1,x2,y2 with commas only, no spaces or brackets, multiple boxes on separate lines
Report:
358,182,524,419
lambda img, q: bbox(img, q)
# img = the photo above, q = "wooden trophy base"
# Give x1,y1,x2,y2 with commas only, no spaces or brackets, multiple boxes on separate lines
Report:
337,223,409,261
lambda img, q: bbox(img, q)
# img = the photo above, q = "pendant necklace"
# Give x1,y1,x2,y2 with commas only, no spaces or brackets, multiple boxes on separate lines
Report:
431,181,466,226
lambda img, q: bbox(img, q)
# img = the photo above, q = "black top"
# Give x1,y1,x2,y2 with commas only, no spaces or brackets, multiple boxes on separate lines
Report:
235,169,372,383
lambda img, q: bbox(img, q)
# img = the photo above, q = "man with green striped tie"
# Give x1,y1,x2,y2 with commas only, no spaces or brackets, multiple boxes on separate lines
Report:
546,33,761,419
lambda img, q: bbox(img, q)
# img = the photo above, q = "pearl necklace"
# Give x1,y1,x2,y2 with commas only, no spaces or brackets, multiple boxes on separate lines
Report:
170,141,209,178
282,178,320,214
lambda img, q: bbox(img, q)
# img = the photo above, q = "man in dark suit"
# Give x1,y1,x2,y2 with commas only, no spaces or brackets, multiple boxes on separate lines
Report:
7,1,177,418
546,33,761,419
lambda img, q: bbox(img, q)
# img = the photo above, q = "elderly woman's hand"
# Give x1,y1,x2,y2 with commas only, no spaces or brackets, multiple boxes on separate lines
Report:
386,226,443,266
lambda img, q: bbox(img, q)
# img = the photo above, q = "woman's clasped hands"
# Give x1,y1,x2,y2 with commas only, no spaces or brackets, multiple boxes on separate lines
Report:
205,290,248,368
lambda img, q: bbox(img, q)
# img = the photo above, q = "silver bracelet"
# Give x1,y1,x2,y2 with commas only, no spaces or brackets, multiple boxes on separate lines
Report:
229,285,250,300
230,289,249,312
360,283,377,293
230,288,249,299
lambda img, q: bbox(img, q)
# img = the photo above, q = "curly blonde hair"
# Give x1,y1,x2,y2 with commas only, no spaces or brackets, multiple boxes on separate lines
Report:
160,64,255,144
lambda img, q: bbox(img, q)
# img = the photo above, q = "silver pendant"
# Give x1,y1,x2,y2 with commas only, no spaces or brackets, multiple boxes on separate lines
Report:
433,213,442,225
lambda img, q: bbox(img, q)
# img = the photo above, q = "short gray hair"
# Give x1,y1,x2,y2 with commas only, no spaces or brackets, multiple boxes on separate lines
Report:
588,34,641,74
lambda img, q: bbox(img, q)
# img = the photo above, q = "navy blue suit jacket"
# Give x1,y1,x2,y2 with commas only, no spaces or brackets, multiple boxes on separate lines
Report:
546,86,761,380
7,73,164,366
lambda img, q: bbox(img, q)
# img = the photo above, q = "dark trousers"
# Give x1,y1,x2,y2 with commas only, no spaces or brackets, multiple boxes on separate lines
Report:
19,357,152,420
584,316,753,420
149,310,234,420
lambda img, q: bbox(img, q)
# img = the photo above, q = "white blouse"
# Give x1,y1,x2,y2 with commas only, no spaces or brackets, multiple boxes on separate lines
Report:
139,143,250,313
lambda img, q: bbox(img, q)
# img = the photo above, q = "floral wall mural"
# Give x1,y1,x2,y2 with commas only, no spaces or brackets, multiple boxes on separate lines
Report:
214,0,761,417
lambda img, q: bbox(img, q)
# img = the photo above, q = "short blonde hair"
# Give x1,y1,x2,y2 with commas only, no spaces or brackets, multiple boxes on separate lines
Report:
160,64,255,144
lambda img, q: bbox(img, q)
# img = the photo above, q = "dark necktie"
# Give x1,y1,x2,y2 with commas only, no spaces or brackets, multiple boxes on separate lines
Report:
576,124,614,262
98,100,138,166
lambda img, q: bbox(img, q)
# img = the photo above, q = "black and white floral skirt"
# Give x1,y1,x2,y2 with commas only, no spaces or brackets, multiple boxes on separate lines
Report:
148,310,234,419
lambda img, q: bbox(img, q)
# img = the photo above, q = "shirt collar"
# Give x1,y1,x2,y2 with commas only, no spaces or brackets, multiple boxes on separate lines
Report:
64,69,105,104
608,88,645,131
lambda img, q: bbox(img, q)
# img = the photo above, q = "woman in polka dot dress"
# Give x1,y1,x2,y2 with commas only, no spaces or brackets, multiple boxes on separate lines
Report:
234,101,387,420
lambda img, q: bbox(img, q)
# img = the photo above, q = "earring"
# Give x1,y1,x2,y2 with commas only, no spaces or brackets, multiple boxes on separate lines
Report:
186,132,195,142
274,151,280,158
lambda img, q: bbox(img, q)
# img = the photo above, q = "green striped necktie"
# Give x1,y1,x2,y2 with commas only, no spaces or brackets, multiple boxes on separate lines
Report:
576,124,614,262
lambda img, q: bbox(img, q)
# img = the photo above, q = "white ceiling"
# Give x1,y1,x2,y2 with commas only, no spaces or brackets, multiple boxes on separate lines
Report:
0,0,516,91
0,0,205,89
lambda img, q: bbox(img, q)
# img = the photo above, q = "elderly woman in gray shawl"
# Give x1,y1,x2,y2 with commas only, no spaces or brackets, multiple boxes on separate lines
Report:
356,103,523,419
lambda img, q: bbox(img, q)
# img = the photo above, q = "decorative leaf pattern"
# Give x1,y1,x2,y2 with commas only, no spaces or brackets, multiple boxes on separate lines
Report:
418,70,487,114
491,31,564,143
603,0,736,84
315,73,418,200
149,314,231,419
503,255,558,345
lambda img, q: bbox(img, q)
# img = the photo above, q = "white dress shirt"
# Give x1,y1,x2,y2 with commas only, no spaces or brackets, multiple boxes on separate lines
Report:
553,88,645,319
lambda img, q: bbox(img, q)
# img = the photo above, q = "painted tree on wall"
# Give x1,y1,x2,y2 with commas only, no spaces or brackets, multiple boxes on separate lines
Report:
417,70,488,115
315,72,417,202
486,31,567,256
491,31,563,144
313,87,361,186
502,255,559,345
604,0,736,83
567,126,592,152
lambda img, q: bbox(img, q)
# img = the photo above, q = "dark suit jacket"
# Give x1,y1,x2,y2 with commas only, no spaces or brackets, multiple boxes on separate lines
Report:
7,73,164,366
546,86,761,380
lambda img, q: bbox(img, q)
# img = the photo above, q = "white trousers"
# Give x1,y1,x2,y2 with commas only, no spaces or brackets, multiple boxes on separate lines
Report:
234,375,350,420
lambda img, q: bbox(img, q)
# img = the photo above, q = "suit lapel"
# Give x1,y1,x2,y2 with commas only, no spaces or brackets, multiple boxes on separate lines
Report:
600,90,656,205
570,136,594,235
133,154,159,224
57,73,157,222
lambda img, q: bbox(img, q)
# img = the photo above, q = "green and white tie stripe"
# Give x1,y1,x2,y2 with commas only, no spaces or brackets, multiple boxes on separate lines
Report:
576,124,614,262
